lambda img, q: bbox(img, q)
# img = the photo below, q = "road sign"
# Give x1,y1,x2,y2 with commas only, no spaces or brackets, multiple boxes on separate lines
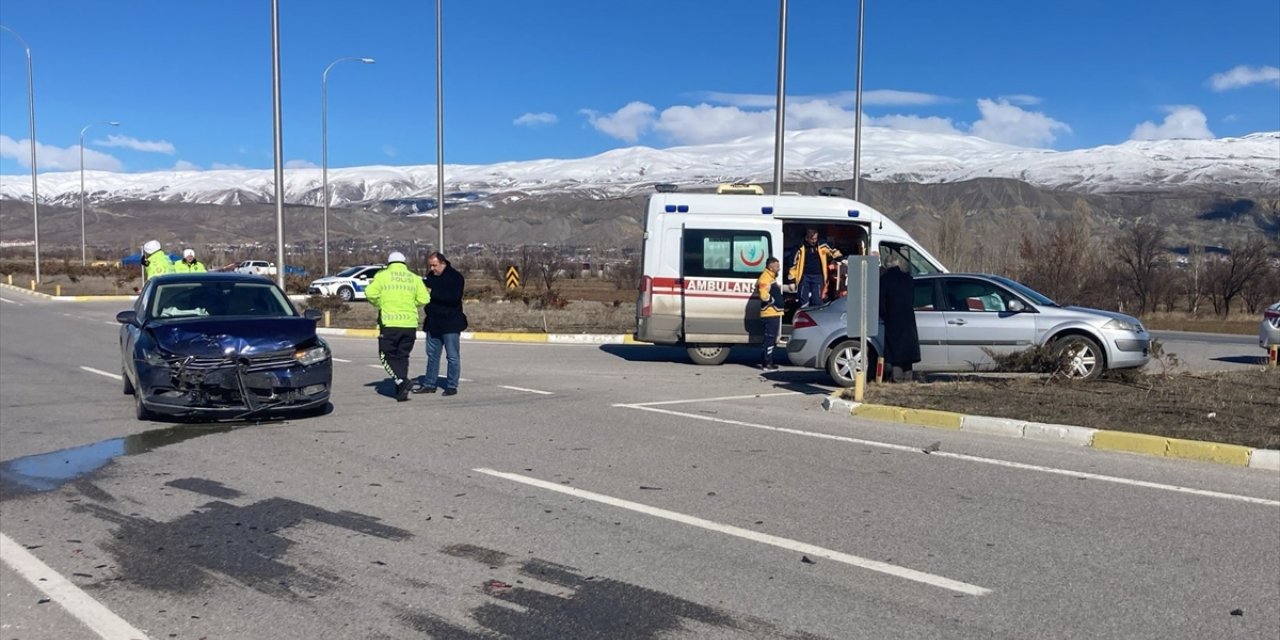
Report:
505,265,521,289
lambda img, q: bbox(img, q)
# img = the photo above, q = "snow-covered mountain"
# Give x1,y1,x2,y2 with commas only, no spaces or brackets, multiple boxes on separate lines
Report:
2,127,1276,208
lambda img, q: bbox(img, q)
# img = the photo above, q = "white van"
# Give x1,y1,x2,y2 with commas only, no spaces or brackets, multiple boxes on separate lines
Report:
634,188,946,364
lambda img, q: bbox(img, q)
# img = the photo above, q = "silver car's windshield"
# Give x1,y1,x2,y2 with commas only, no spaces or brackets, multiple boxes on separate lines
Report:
150,282,294,319
990,275,1057,307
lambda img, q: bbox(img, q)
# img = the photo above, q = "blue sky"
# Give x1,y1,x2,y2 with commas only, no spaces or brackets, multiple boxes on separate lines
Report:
1,0,1277,174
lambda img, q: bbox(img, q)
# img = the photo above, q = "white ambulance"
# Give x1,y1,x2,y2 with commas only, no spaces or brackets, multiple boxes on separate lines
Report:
634,186,946,364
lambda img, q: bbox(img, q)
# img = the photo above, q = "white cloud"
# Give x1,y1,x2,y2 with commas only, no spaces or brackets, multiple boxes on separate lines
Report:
969,98,1071,147
654,104,774,144
285,159,318,169
1129,106,1214,141
172,160,201,171
0,135,123,171
997,94,1041,106
94,134,176,154
866,114,962,135
211,162,246,170
514,112,558,127
581,102,657,142
1208,65,1280,91
698,89,947,108
382,144,398,157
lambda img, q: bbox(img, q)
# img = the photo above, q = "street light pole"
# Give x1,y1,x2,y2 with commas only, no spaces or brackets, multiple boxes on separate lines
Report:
771,0,788,195
321,56,375,277
79,120,120,265
271,0,286,289
852,0,866,201
1,25,42,282
435,0,445,252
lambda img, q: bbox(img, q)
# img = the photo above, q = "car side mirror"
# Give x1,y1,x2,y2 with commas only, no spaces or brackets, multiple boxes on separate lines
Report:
116,310,139,326
303,309,323,320
1007,299,1026,313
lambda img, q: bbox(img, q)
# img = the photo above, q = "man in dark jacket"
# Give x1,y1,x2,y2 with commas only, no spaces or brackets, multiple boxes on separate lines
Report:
415,251,467,395
879,255,921,382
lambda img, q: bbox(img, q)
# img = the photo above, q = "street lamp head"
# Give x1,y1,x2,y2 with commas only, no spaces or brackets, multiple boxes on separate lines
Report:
108,121,120,126
360,57,376,64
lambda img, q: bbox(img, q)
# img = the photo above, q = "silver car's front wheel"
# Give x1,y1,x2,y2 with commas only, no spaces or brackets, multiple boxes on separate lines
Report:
1054,335,1104,379
826,339,871,388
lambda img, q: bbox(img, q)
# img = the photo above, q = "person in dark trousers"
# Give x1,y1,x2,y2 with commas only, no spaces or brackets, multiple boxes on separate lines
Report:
788,229,842,308
879,255,921,382
757,257,784,371
416,251,467,396
366,251,429,401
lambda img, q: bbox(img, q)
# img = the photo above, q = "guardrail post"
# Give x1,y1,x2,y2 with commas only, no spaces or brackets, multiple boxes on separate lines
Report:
6,274,11,285
324,310,331,328
29,279,35,290
1269,345,1278,369
55,284,61,296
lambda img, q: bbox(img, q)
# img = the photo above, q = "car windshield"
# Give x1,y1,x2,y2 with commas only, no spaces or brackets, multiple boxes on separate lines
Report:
334,266,363,277
990,275,1058,307
150,282,294,319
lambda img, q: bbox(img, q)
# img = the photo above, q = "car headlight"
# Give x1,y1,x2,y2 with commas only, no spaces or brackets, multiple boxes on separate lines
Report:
1103,318,1142,333
295,345,330,366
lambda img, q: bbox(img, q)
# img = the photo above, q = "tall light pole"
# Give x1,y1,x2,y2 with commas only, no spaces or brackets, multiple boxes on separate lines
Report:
321,56,374,276
1,25,42,282
270,0,286,289
771,0,788,195
435,0,445,252
852,0,866,201
80,120,120,265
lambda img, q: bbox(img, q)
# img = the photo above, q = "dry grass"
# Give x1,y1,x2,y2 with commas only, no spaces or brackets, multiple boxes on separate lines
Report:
306,299,634,334
849,369,1280,449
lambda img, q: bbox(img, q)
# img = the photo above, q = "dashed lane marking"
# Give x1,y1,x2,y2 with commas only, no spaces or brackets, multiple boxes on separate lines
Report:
0,296,23,305
613,403,1280,508
80,366,123,381
1,532,151,639
475,468,991,596
497,385,553,395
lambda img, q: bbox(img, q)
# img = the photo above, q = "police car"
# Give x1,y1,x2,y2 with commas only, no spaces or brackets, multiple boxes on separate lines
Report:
307,264,384,301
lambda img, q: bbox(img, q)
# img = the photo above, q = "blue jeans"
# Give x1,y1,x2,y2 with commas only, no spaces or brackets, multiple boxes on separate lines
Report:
798,273,825,307
423,332,461,390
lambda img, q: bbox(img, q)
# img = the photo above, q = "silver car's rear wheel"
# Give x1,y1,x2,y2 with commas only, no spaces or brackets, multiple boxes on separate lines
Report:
1053,335,1104,379
827,339,873,388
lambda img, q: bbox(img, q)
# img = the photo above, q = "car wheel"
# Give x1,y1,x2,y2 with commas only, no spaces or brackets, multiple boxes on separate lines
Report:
134,391,155,421
686,345,730,366
337,286,355,302
122,367,135,395
826,339,875,387
1053,335,1104,380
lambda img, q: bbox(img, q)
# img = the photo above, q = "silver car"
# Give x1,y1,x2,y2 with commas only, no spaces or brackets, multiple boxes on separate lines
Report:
787,273,1151,386
1261,301,1280,350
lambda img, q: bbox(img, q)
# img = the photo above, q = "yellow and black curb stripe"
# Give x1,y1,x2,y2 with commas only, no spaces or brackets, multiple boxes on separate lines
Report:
822,394,1279,471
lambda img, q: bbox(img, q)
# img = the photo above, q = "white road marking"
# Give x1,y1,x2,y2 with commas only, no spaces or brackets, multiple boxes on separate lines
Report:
0,532,151,640
630,391,802,406
0,296,23,305
332,357,352,363
80,366,123,381
497,385,553,395
103,321,118,326
475,468,991,596
614,403,1280,508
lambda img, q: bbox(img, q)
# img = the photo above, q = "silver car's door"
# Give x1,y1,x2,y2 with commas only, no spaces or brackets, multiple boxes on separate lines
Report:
911,278,947,370
940,277,1036,370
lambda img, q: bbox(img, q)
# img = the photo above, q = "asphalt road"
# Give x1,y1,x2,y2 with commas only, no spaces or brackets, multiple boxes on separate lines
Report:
1,296,1277,640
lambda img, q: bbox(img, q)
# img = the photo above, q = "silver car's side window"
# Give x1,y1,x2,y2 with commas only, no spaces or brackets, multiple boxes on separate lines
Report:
943,279,1012,313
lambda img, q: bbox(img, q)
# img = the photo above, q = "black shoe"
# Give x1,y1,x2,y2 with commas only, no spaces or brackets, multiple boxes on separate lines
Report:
396,380,411,402
442,388,458,396
413,383,437,394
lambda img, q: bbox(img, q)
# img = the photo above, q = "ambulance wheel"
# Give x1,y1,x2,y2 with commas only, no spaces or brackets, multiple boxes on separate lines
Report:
687,345,730,366
337,286,355,302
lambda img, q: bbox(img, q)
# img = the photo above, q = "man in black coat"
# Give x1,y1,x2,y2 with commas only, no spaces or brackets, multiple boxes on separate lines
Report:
415,251,468,395
879,255,921,382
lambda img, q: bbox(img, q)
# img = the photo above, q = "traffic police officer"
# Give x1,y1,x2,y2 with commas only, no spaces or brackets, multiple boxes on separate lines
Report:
365,251,430,401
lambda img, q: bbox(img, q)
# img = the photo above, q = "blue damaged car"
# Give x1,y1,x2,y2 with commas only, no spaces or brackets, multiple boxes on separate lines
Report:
117,273,332,420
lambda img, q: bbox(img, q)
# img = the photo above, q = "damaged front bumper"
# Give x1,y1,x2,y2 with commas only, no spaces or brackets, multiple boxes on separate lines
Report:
135,353,331,418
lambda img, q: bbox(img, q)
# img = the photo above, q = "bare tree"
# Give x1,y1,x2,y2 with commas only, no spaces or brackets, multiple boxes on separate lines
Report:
933,205,969,270
1111,219,1167,315
1205,238,1271,316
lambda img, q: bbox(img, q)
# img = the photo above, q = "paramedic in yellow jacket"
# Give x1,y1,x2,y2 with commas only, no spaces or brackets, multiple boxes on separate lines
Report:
365,251,430,402
757,257,784,371
788,229,841,308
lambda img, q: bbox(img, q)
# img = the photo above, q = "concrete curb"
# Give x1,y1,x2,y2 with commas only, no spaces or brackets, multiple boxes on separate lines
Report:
316,326,639,345
822,393,1277,471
